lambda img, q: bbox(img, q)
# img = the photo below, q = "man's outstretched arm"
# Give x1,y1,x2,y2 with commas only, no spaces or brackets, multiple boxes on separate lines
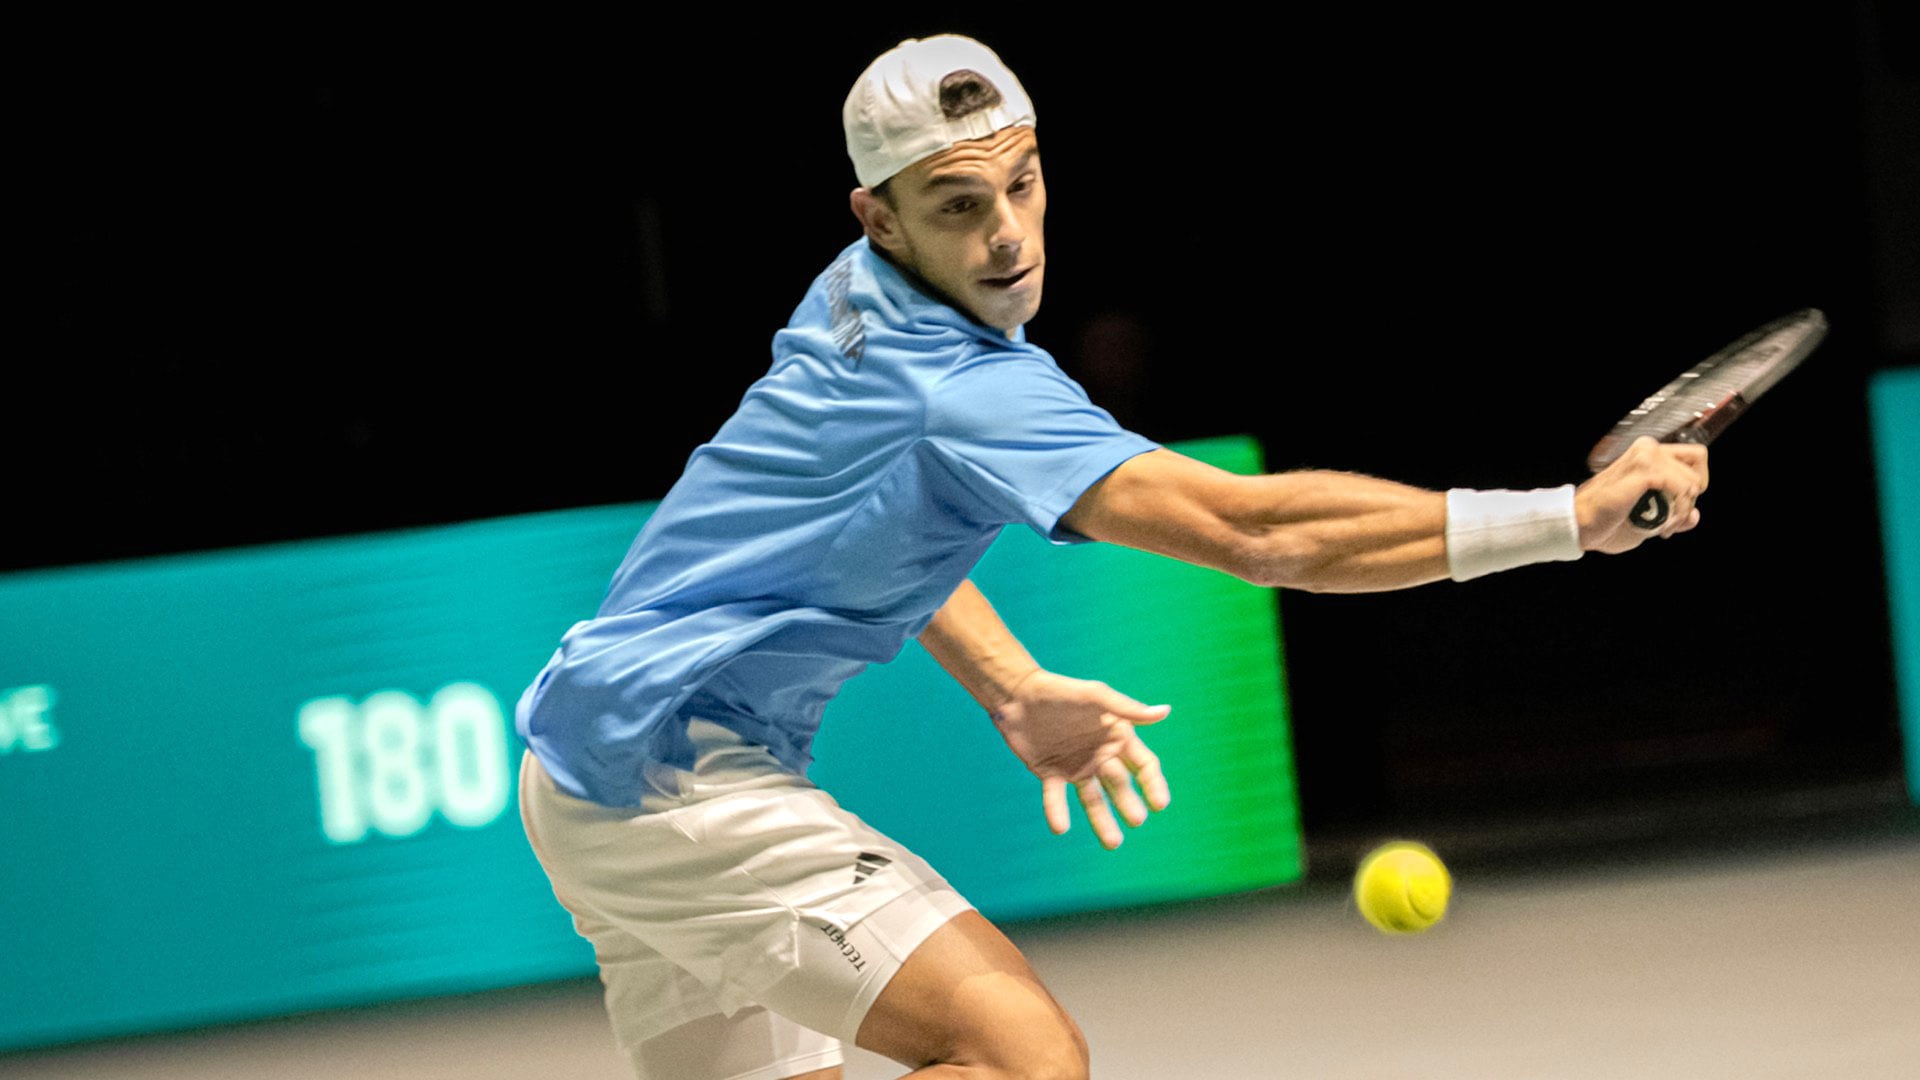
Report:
918,579,1171,849
1061,437,1709,593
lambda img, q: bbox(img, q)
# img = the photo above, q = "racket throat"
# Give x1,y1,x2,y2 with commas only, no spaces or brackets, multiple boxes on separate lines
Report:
1682,392,1751,443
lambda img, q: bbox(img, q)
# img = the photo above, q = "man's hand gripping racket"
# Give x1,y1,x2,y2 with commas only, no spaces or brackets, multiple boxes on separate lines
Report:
1581,308,1827,545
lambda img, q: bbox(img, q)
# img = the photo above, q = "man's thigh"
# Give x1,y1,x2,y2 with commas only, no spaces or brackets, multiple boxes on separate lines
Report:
851,910,1089,1075
753,878,976,1042
519,744,984,1073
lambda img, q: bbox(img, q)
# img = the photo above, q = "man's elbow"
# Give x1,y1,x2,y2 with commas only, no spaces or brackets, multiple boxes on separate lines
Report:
1228,527,1330,591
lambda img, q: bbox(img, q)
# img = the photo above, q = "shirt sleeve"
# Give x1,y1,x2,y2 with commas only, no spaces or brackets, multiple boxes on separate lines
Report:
923,351,1159,543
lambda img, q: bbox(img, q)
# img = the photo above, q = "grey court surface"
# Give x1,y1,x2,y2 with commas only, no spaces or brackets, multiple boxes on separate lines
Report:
8,822,1916,1080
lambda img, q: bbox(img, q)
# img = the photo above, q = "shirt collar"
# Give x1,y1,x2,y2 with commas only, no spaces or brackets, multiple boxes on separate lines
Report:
857,237,1029,347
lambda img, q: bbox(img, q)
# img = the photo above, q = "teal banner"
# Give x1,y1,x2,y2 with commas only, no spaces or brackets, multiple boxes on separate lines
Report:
1870,370,1920,802
0,435,1298,1052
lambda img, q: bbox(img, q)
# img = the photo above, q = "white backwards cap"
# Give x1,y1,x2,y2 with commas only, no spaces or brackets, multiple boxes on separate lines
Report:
842,35,1036,189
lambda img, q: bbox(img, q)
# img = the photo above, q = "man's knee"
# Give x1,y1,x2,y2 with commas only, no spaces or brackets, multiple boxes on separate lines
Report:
855,910,1091,1075
966,993,1088,1080
1016,1010,1090,1080
869,971,1088,1078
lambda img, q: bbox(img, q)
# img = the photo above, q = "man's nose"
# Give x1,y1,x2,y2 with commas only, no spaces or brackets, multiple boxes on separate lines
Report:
988,197,1024,255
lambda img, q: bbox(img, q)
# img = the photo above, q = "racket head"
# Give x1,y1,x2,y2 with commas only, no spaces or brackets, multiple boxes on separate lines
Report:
1587,307,1827,472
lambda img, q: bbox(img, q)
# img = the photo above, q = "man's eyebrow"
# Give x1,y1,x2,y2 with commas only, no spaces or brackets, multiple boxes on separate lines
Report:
920,173,988,193
919,150,1039,193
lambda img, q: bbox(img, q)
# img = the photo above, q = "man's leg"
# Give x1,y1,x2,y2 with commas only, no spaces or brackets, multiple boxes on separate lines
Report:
854,911,1088,1080
524,736,1084,1079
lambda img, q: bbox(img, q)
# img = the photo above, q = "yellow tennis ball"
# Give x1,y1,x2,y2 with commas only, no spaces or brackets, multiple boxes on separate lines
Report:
1354,841,1451,934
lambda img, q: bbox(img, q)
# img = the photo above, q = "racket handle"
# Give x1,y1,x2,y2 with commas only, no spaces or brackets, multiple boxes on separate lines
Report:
1630,490,1670,530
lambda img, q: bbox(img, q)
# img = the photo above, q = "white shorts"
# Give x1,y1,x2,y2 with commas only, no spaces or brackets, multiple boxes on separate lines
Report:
517,721,975,1080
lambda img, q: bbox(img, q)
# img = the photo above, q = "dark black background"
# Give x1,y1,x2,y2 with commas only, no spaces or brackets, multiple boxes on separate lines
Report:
27,4,1919,841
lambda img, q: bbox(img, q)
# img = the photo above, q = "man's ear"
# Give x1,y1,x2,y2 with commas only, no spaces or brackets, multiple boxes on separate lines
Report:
850,187,907,257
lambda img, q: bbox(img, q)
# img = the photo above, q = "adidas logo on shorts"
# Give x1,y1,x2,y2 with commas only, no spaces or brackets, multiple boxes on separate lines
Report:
853,851,892,885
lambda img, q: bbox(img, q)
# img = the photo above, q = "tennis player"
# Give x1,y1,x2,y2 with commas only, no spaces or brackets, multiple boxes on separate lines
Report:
514,35,1710,1080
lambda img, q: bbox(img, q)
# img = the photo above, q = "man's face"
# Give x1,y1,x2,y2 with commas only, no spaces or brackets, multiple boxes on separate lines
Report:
868,125,1046,333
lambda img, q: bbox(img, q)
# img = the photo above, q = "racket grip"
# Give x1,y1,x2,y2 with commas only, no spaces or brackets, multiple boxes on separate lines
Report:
1630,490,1670,530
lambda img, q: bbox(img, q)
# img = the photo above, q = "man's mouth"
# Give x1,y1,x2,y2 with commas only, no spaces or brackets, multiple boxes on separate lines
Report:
980,267,1034,289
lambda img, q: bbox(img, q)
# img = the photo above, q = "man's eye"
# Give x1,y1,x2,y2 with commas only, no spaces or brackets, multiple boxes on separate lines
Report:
943,199,978,214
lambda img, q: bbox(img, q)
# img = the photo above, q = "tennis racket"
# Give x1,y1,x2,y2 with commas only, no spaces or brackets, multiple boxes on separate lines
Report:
1588,307,1828,530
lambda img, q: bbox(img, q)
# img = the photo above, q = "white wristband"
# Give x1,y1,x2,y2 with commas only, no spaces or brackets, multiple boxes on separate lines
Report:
1445,485,1584,582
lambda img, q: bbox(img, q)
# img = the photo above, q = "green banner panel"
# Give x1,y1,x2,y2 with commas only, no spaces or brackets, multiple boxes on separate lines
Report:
0,435,1297,1051
1870,369,1920,802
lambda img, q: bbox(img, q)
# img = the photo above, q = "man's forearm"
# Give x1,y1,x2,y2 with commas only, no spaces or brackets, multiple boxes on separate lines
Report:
1063,450,1453,594
1230,470,1451,593
917,580,1042,709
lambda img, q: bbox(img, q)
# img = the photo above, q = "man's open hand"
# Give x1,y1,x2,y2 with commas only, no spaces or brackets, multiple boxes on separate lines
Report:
987,670,1171,850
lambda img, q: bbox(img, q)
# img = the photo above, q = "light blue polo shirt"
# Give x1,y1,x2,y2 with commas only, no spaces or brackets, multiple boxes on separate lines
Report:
515,237,1158,807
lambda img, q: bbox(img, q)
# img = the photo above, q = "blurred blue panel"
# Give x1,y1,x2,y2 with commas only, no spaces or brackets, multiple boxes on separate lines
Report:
1869,368,1920,801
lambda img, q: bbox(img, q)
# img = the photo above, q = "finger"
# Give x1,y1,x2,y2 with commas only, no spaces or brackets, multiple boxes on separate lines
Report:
1671,444,1710,489
1623,441,1703,492
1645,458,1703,534
1122,736,1171,810
1664,441,1708,465
1658,440,1709,480
1659,495,1689,537
1100,757,1150,827
1042,777,1071,835
1662,500,1697,538
1077,777,1124,850
1099,686,1172,726
1659,478,1702,537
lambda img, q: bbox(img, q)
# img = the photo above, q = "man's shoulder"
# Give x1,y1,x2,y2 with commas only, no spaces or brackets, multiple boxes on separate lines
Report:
834,238,1023,349
771,239,1063,406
